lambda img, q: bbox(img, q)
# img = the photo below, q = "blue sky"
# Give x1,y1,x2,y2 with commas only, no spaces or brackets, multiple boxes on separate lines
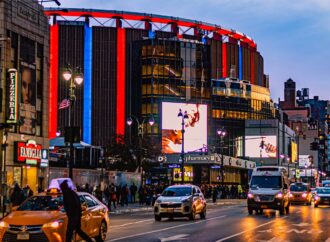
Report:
45,0,330,101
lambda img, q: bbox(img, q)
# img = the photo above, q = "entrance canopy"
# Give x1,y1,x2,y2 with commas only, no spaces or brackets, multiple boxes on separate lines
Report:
49,137,91,149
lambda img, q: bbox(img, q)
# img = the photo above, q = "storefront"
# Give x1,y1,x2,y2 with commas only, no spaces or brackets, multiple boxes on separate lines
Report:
163,153,256,185
6,139,48,194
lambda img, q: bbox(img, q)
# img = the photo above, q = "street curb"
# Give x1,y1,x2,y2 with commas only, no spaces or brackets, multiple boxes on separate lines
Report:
109,200,246,215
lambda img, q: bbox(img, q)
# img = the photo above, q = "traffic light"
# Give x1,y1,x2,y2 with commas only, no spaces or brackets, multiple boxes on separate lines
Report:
310,141,319,150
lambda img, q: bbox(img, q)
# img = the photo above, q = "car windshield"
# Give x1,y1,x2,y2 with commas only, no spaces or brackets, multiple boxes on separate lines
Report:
162,187,192,197
18,196,63,211
316,188,330,194
250,176,282,189
290,185,307,192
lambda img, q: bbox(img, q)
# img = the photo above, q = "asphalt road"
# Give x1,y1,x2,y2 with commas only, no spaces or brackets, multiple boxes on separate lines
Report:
106,203,330,242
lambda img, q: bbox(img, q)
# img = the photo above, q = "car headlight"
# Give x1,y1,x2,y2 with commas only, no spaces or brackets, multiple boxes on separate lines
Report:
276,193,283,199
314,195,320,201
248,193,254,199
289,193,293,198
155,199,162,204
182,198,191,203
0,221,9,229
302,193,307,198
42,220,64,229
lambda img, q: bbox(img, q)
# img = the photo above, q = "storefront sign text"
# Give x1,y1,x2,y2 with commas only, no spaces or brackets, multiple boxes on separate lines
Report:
7,69,18,123
15,140,42,163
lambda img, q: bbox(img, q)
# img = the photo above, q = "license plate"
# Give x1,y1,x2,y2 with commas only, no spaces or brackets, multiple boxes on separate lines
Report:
17,232,29,240
261,205,267,209
168,208,174,213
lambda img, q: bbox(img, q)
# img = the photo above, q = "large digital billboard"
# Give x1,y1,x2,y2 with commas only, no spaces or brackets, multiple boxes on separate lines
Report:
162,102,207,154
245,136,277,158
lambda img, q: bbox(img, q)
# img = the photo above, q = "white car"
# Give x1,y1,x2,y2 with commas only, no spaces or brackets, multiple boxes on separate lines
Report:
154,185,206,221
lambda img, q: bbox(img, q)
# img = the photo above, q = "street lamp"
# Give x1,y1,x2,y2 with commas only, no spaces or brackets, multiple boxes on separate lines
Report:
217,127,226,185
62,65,83,179
126,114,155,184
286,157,291,178
280,154,285,166
178,109,189,184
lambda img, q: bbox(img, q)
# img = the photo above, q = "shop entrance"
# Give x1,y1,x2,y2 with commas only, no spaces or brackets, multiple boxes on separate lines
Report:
22,166,37,194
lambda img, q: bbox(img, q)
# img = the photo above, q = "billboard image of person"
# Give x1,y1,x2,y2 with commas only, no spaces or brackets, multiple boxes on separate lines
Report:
245,136,277,158
19,62,36,135
162,102,207,153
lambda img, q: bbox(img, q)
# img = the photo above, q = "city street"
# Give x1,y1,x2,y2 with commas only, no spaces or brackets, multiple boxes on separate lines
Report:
107,203,330,242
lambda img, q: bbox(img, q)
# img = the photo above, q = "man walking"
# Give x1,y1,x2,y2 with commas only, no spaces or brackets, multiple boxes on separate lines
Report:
60,180,93,242
130,183,137,203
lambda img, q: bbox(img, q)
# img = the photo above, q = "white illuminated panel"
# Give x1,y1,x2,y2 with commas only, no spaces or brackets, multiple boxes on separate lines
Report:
162,102,207,154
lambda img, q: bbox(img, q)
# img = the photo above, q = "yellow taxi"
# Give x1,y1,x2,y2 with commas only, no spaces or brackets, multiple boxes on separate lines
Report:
0,179,109,242
289,182,312,205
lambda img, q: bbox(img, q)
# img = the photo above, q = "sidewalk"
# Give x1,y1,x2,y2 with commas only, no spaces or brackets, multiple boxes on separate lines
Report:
109,199,246,215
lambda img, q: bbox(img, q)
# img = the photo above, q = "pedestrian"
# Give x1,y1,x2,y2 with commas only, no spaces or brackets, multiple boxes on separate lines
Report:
130,183,137,203
22,184,33,201
212,186,218,203
60,180,93,242
108,185,117,211
10,183,23,207
121,184,129,206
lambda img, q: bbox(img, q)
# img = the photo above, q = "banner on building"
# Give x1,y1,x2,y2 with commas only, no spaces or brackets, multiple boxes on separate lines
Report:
19,62,36,135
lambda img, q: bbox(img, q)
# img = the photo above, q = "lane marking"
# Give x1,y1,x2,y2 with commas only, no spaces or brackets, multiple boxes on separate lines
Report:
109,215,226,241
111,219,154,228
215,216,288,242
160,234,189,242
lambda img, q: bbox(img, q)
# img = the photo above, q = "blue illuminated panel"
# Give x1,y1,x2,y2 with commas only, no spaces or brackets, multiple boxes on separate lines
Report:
239,45,243,80
83,23,92,144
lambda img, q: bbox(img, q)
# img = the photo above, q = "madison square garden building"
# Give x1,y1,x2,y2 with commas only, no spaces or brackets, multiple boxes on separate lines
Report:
45,8,276,185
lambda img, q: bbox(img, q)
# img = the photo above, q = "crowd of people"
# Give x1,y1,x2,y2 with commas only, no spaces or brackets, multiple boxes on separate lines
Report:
7,182,248,211
76,182,249,210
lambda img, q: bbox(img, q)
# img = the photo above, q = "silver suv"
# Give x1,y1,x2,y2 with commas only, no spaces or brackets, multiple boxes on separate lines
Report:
154,185,206,221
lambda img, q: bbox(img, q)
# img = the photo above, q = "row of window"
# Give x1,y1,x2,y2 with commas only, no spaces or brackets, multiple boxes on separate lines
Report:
212,109,273,120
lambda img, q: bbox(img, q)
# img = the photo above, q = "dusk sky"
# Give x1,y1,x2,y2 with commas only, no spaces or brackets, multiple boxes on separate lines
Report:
45,0,330,102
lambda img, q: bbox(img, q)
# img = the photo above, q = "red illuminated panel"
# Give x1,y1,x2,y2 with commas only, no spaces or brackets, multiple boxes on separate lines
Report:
250,49,255,85
17,142,42,163
49,24,58,138
116,27,126,137
44,9,257,48
222,42,227,78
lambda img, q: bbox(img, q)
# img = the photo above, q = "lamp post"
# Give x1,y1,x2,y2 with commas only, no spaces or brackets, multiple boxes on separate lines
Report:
62,66,83,179
280,154,285,167
178,109,189,184
304,164,308,184
286,157,291,178
127,115,155,184
217,128,226,185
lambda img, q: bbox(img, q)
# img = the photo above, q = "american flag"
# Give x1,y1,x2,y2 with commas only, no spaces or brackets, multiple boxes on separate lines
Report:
58,98,71,110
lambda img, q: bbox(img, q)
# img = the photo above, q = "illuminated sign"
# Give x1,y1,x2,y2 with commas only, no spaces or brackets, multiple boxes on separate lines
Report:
245,136,277,158
6,69,19,123
291,141,298,162
161,102,207,154
173,166,193,182
15,140,42,163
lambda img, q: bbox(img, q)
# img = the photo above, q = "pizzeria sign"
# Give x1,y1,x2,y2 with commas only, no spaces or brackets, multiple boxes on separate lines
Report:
14,140,42,164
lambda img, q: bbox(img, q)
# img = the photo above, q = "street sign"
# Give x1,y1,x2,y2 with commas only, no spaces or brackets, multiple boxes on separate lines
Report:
296,169,300,178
